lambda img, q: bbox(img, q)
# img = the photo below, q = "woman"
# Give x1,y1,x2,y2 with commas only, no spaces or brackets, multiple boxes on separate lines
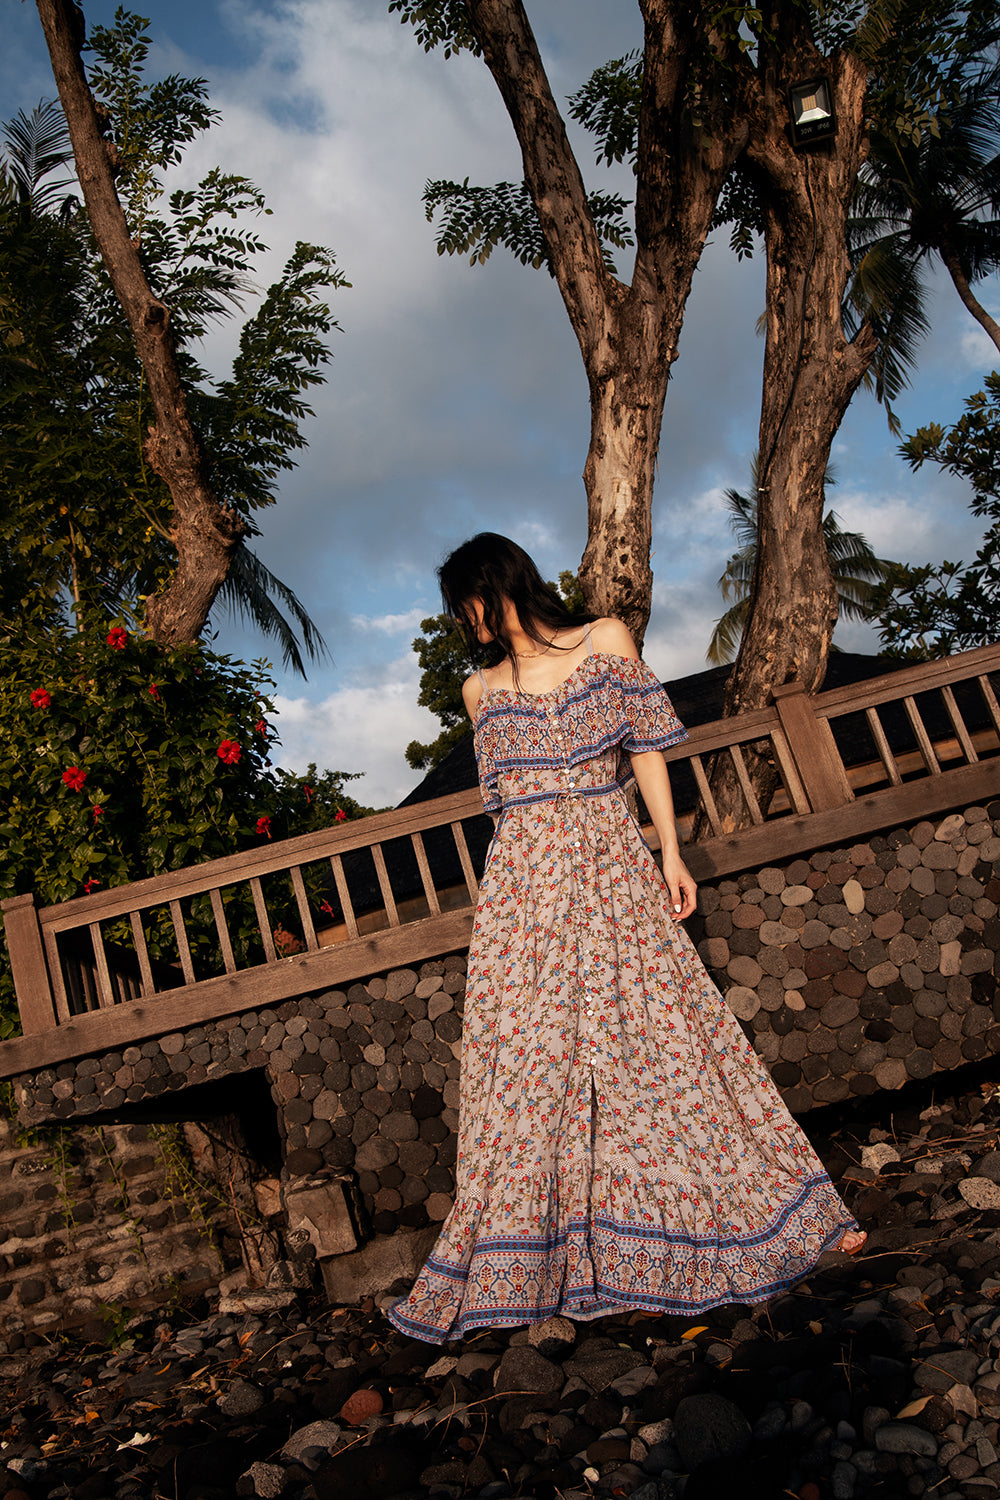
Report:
388,534,863,1344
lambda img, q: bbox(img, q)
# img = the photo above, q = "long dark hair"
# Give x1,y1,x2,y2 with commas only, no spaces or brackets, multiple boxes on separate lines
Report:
439,533,592,674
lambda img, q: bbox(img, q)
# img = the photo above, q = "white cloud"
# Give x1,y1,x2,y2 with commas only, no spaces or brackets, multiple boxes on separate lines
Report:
271,652,439,808
959,320,1000,371
351,607,428,636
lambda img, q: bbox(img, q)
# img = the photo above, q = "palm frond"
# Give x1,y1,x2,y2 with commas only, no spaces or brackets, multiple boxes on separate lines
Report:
708,467,896,662
706,599,749,666
213,542,329,678
1,100,75,218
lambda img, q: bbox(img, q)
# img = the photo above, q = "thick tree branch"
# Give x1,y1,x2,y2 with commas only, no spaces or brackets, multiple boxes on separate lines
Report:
939,235,1000,354
465,0,613,362
35,0,244,647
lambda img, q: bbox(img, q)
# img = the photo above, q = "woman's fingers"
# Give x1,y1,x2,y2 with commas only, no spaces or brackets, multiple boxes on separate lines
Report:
663,857,697,919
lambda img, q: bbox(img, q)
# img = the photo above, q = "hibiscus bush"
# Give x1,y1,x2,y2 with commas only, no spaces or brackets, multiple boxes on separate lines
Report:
0,622,373,1036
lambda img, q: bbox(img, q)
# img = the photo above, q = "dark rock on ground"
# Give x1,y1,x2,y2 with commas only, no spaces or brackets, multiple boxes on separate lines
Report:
7,1063,1000,1499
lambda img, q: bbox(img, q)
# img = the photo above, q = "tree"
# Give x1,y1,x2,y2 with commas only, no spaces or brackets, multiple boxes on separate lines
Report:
850,51,1000,364
708,464,896,665
395,0,749,645
406,571,585,770
0,71,342,672
395,0,998,827
0,623,374,1038
872,372,1000,657
32,1,348,648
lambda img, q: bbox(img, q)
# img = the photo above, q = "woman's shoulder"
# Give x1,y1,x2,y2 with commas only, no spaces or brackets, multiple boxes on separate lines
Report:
461,671,485,720
588,616,640,661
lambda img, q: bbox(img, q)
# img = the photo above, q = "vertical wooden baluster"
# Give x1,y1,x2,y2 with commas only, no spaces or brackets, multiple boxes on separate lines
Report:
941,684,978,764
371,845,400,928
88,922,116,1008
904,696,941,775
129,910,156,995
330,855,359,939
208,889,237,973
290,866,320,951
411,831,441,916
865,707,903,786
728,745,764,825
688,755,722,834
249,878,278,962
168,900,197,985
451,822,479,903
768,729,810,814
977,673,1000,742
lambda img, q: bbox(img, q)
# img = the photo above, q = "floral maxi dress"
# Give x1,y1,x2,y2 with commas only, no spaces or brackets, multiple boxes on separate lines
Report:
388,651,857,1343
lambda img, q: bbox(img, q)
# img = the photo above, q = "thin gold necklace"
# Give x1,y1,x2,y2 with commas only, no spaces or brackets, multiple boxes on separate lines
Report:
513,641,554,658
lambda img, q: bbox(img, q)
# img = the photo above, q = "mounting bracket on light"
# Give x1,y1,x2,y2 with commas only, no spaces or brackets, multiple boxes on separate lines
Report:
788,76,837,149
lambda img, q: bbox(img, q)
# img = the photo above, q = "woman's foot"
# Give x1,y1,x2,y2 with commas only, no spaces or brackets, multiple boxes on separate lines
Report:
837,1229,867,1255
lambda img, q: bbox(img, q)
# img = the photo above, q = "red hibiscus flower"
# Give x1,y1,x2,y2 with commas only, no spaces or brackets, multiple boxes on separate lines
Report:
256,815,272,839
303,784,313,803
62,766,87,792
148,683,160,700
255,718,267,736
30,688,51,709
217,740,241,765
92,804,103,821
106,626,128,651
83,877,100,895
334,808,347,823
319,900,335,917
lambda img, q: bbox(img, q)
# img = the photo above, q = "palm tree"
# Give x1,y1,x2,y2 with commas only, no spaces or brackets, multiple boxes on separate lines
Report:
848,53,1000,398
707,463,897,666
1,100,328,676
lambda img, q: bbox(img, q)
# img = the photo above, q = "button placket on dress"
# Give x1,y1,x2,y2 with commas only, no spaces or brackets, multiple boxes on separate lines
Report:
549,704,600,1082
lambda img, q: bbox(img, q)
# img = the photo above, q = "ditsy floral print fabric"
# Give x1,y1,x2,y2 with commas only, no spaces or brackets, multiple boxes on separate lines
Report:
388,653,856,1344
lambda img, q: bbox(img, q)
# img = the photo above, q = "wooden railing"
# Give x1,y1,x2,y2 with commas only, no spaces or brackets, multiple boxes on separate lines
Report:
2,642,998,1075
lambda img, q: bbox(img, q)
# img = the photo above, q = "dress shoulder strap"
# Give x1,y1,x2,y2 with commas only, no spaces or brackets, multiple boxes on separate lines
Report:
475,666,489,690
583,621,594,655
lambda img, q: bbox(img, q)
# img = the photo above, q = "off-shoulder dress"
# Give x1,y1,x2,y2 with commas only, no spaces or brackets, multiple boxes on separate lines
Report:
387,647,856,1342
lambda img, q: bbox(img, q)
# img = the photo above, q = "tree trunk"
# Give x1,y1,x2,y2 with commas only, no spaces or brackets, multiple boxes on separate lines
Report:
705,42,878,831
35,0,243,647
466,0,744,648
938,234,1000,355
578,314,665,645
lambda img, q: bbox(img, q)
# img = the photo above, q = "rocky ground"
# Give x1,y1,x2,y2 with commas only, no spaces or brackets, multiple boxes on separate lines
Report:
8,1065,1000,1500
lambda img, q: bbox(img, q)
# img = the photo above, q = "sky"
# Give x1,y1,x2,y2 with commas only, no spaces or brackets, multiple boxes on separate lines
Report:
3,0,998,806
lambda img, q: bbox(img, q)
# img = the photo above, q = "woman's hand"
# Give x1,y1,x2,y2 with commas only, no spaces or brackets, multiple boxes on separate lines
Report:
661,849,697,920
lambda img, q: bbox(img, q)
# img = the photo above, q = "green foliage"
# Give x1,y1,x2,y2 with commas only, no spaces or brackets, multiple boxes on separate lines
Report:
848,45,1000,423
424,178,634,275
568,53,642,169
387,0,478,57
405,613,481,770
406,571,586,771
0,99,75,218
0,14,348,670
708,464,897,664
872,373,1000,657
0,622,373,1036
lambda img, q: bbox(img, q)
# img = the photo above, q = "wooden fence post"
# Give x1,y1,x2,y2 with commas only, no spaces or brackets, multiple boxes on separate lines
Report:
771,681,853,813
2,894,57,1035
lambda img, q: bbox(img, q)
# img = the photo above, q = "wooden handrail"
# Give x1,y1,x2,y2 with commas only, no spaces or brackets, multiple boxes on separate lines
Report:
2,639,997,1067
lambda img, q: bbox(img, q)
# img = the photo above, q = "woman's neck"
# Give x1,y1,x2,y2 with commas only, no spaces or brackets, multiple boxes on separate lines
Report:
502,602,554,658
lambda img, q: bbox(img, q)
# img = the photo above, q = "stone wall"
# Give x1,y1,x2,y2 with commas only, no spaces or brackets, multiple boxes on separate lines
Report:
0,1114,240,1351
6,801,998,1320
688,801,1000,1113
9,955,467,1301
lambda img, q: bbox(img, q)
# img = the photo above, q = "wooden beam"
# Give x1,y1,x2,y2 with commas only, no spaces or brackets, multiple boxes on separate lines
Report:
0,908,476,1078
0,895,56,1035
771,681,853,812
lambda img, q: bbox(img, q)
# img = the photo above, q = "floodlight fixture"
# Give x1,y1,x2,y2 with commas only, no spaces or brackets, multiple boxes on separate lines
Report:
788,76,837,149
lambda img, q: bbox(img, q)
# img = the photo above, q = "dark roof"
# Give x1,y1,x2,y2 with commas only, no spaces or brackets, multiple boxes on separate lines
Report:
398,652,911,809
